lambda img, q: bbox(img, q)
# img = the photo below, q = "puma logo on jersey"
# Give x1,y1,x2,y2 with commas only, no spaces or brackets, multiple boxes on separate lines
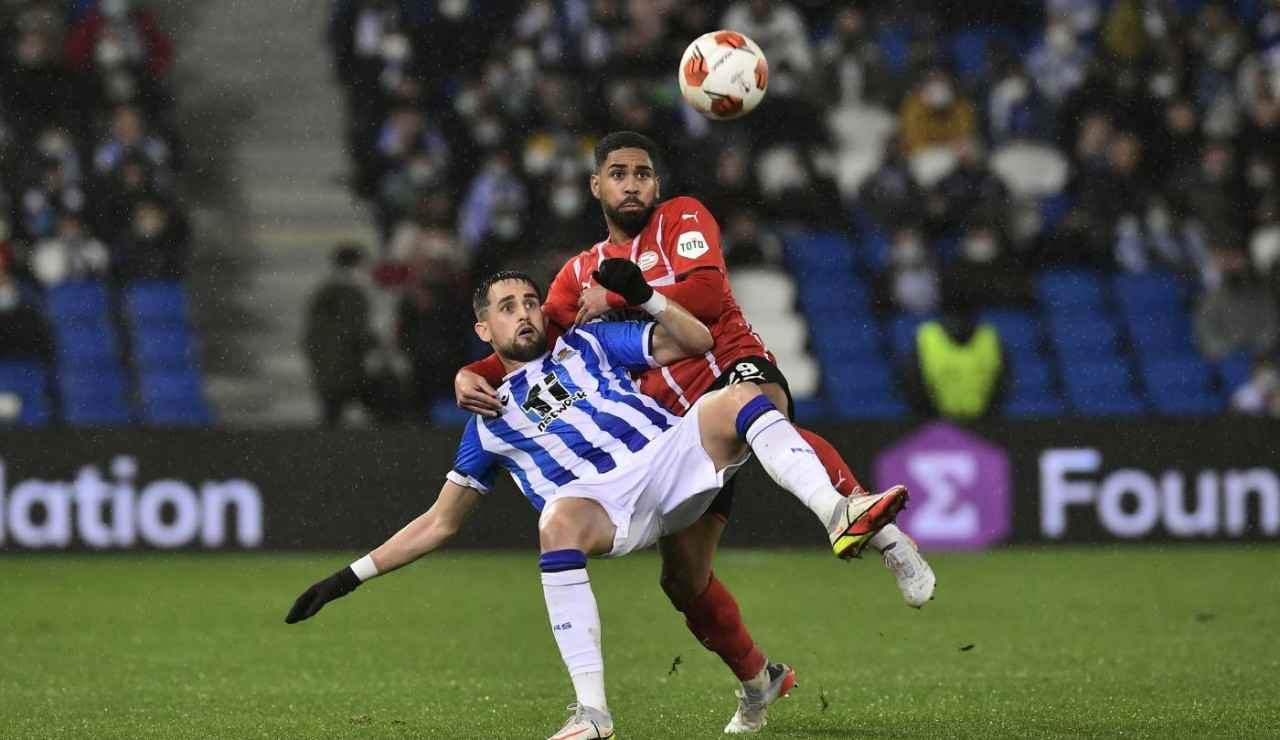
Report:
681,213,699,221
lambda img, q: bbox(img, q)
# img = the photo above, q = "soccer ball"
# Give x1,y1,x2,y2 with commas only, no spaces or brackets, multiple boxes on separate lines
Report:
678,30,768,120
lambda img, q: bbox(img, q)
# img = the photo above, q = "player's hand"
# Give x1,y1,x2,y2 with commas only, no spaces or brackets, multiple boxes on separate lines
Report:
574,284,613,326
455,369,503,417
284,567,361,624
592,258,654,307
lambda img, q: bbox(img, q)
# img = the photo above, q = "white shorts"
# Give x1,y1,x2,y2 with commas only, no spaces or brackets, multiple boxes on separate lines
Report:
537,391,748,557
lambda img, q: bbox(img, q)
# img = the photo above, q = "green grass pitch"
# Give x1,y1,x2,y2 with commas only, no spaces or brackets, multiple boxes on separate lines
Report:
3,546,1278,739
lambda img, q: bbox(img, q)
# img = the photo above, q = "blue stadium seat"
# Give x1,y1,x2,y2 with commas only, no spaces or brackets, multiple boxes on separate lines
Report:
1004,395,1066,419
949,30,990,83
47,280,110,326
797,279,871,317
876,25,912,72
125,281,189,329
1040,192,1073,231
60,369,131,426
139,369,212,426
54,325,117,366
1123,312,1196,356
888,313,934,357
1061,357,1146,416
133,327,197,370
0,361,52,426
829,389,908,420
791,397,829,424
1112,271,1184,315
1036,270,1107,313
431,399,472,427
981,309,1043,356
1139,356,1224,416
783,233,856,274
1009,355,1055,397
1049,314,1120,358
823,359,894,395
810,318,881,358
1215,352,1252,392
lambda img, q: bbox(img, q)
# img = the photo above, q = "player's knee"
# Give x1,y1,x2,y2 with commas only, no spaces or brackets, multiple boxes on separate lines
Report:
721,381,763,412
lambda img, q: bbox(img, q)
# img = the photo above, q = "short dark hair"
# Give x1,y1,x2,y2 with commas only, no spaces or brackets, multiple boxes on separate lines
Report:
594,131,661,172
473,270,543,319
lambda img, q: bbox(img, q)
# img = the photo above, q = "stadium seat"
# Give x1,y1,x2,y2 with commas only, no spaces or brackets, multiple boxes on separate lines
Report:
1139,356,1224,416
1049,314,1121,359
431,398,472,427
888,313,934,357
139,369,212,426
54,325,118,366
980,309,1044,356
1061,357,1146,416
60,369,131,426
783,233,856,274
1123,312,1196,356
125,281,190,329
829,388,908,420
823,358,895,395
1036,270,1107,313
1004,394,1066,419
728,269,796,315
1009,355,1055,397
797,282,871,318
46,280,110,326
133,327,197,370
949,30,990,83
791,397,829,424
810,318,882,358
0,361,52,426
876,25,912,72
1216,352,1253,392
1111,271,1184,315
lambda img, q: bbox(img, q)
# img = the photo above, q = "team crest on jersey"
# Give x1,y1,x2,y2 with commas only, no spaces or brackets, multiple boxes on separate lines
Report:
637,250,659,271
677,231,710,259
553,347,578,363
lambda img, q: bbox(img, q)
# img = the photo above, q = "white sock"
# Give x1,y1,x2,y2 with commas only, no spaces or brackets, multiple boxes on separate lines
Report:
870,523,906,553
744,410,846,528
542,569,608,714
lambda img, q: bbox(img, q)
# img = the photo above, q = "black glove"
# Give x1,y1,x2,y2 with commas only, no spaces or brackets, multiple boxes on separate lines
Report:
284,566,361,624
593,258,654,307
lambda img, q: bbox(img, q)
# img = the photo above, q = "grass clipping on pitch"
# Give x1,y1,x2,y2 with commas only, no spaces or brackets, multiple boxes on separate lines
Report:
2,547,1277,738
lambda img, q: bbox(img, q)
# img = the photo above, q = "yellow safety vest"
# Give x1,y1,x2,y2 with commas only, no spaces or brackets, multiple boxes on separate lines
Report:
916,321,1003,419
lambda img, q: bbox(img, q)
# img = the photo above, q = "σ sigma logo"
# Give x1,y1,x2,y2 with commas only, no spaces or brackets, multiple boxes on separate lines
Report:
874,423,1011,550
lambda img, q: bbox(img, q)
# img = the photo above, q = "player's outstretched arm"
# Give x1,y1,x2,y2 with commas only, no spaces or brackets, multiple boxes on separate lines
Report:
284,481,481,624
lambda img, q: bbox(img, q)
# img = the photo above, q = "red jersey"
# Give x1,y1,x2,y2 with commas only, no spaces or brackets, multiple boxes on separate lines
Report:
541,196,771,414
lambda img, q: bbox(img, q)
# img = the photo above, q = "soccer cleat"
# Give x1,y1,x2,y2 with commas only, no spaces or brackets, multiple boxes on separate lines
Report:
724,663,797,734
829,485,908,560
879,530,936,608
548,703,615,740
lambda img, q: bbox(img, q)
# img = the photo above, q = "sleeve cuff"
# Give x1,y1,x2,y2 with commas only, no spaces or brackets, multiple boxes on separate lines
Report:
643,322,661,368
447,470,490,494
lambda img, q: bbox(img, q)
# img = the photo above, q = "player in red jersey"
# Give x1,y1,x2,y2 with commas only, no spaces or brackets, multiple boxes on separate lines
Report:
456,132,935,733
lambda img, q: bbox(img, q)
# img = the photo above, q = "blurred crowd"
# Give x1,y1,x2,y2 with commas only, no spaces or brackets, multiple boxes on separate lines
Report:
1,0,189,364
317,0,1280,422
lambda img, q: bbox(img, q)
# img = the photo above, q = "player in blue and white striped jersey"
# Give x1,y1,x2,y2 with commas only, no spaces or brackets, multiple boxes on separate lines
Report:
284,263,909,739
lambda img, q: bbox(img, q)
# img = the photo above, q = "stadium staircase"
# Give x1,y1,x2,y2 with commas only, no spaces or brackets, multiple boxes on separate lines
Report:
174,0,379,425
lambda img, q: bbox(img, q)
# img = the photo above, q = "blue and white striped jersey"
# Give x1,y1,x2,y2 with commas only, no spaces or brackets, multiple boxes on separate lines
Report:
446,322,681,510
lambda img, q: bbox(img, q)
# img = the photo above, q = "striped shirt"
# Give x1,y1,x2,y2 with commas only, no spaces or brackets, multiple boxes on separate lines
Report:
447,322,679,510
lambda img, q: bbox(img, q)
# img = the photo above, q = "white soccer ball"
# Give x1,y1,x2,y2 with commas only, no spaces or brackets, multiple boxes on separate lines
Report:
677,30,768,121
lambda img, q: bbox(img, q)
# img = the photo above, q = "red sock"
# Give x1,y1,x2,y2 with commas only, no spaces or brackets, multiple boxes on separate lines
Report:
682,573,767,681
798,427,863,496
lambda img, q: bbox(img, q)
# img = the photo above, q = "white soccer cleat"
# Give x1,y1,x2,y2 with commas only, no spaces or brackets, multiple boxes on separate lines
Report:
877,526,936,608
724,662,796,734
548,703,614,740
829,485,909,560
